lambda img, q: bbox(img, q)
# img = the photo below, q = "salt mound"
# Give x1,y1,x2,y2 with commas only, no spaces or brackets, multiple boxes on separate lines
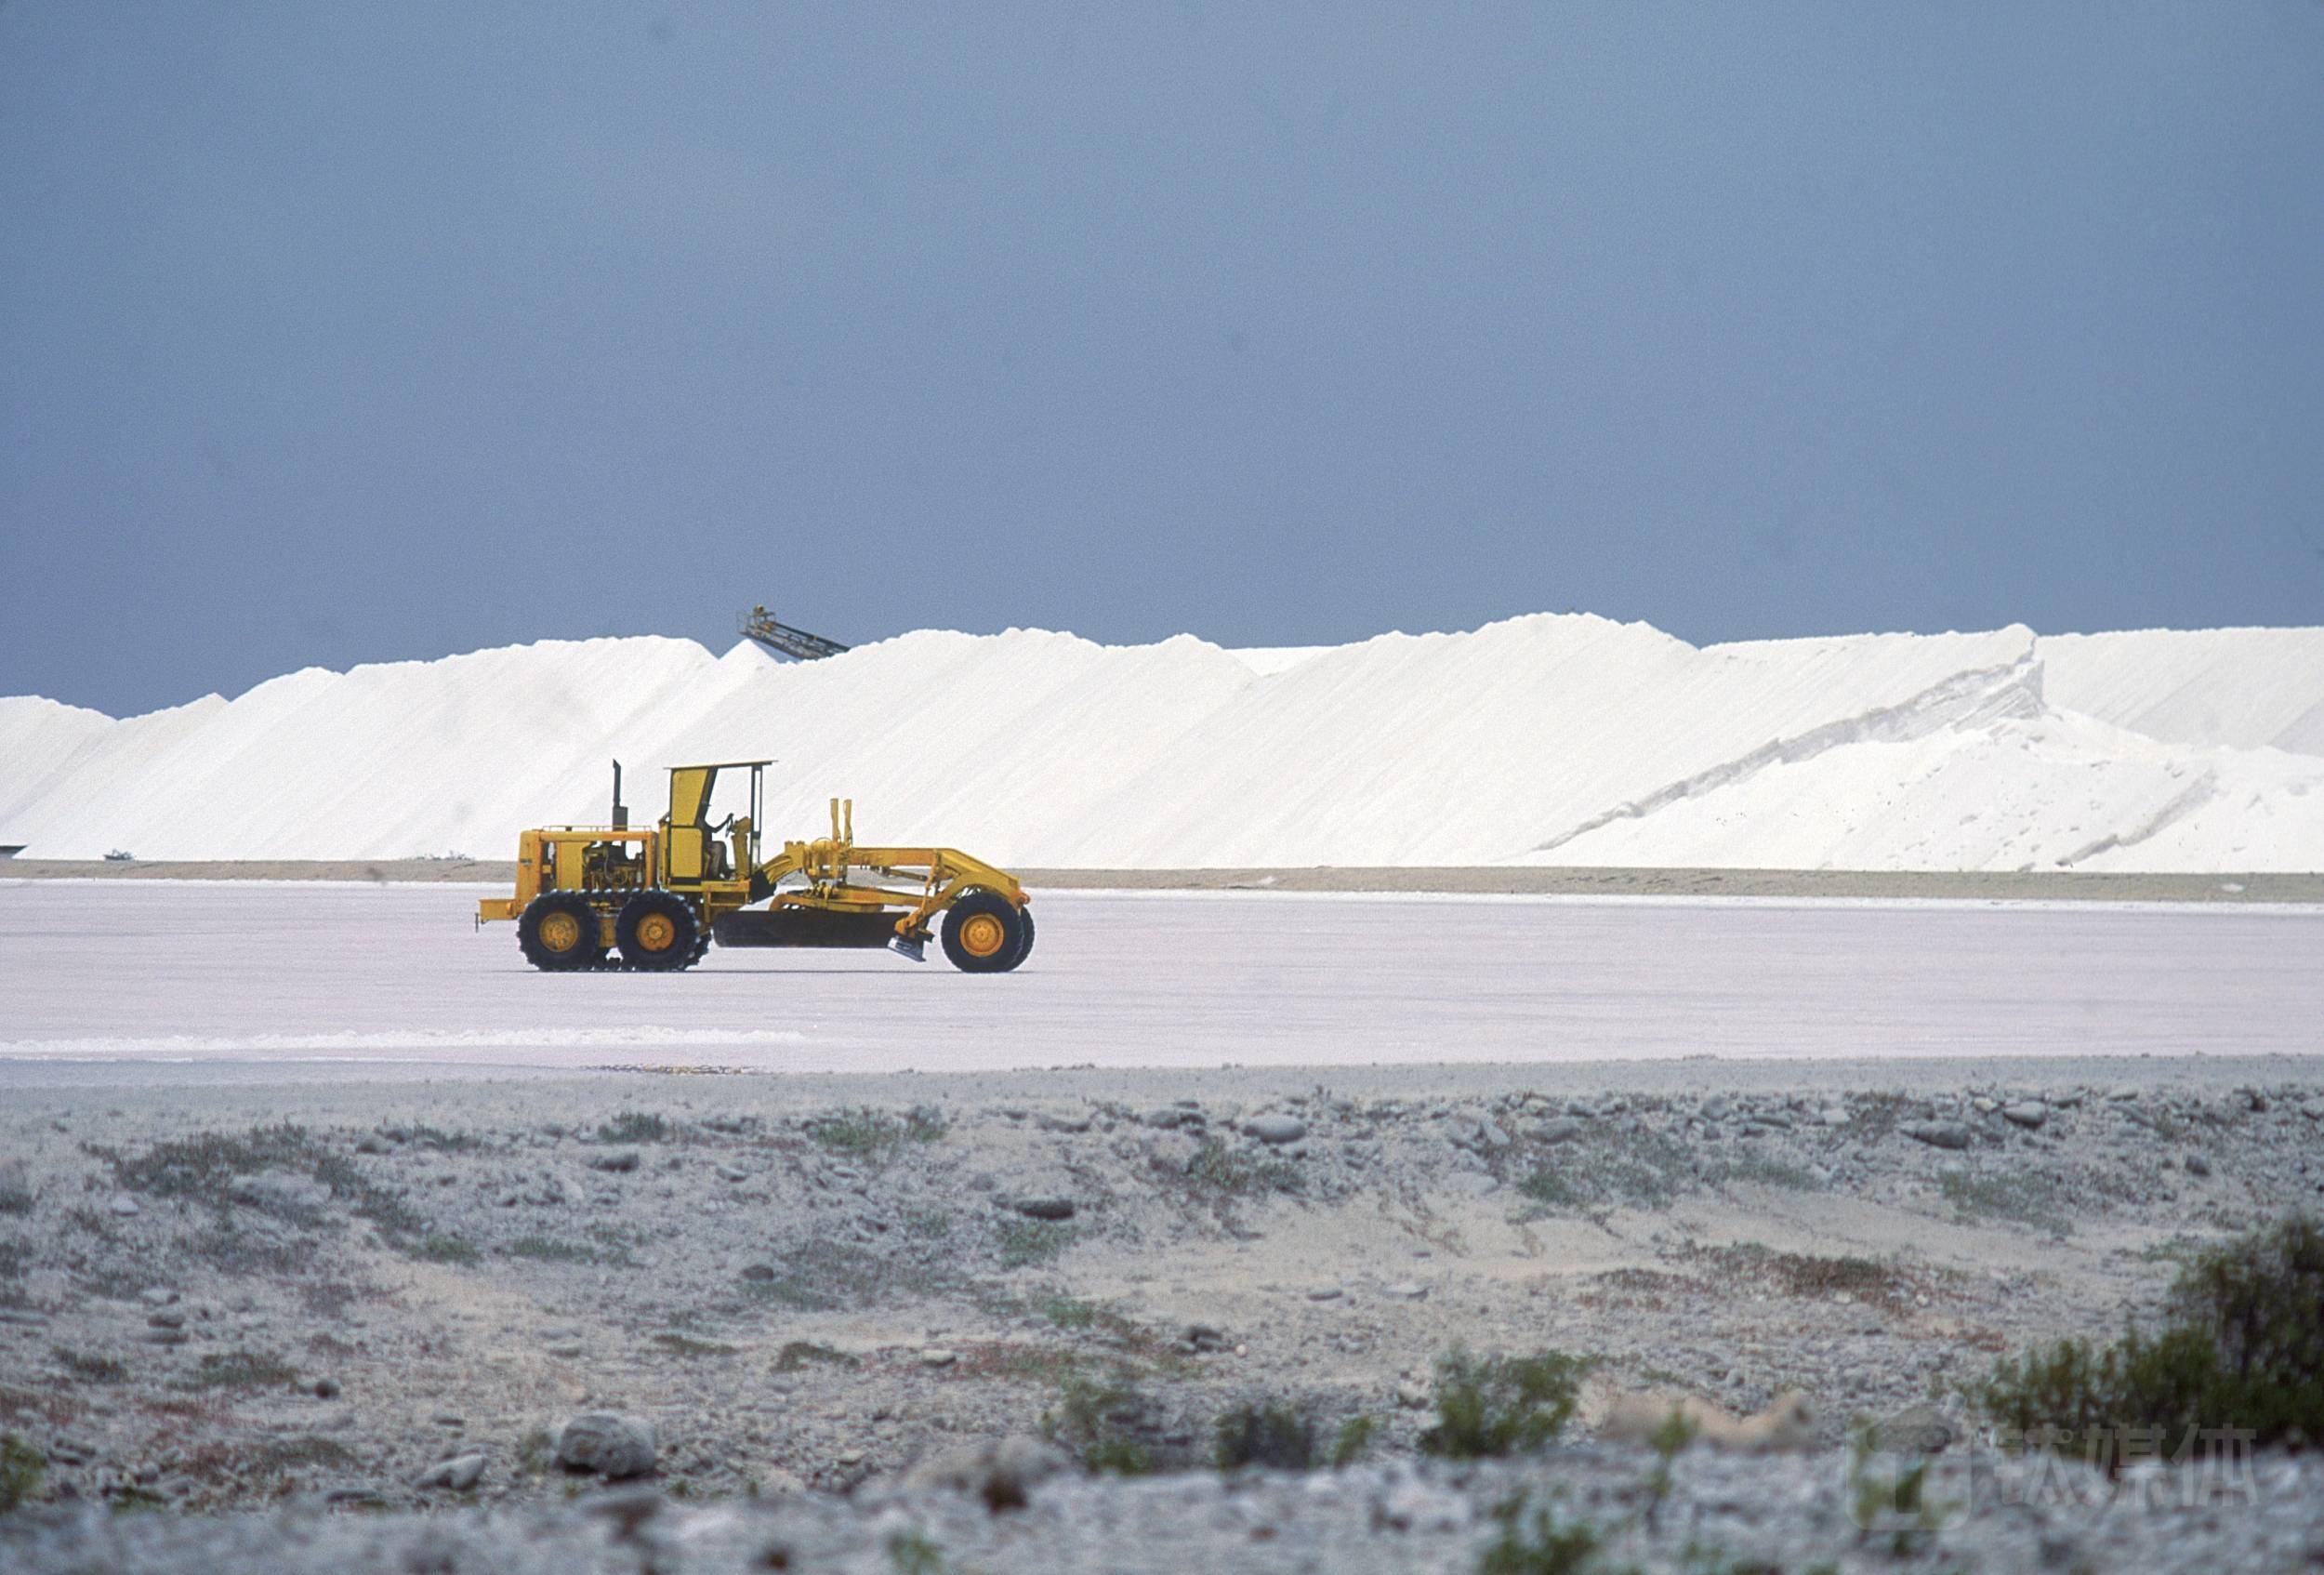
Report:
3,615,2319,870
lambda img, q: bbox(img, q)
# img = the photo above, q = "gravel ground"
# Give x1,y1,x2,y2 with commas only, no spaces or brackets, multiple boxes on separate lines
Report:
3,1058,2322,1569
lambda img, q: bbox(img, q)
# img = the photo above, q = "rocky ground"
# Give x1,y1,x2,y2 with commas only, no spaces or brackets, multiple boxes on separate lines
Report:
3,1057,2322,1570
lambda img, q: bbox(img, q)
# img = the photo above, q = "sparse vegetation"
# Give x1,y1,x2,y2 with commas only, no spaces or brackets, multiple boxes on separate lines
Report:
87,1122,438,1249
744,1239,897,1310
1515,1125,1693,1212
508,1233,631,1267
184,1349,299,1392
1041,1295,1098,1330
51,1345,127,1383
1183,1136,1303,1200
398,1125,484,1153
1977,1215,2324,1459
1940,1167,2074,1238
0,1432,46,1512
1212,1397,1317,1471
406,1233,481,1266
596,1112,670,1145
1478,1494,1605,1575
888,1529,947,1574
1717,1153,1825,1191
1329,1413,1377,1467
1706,1243,1906,1300
1419,1347,1591,1459
1044,1373,1170,1475
997,1218,1076,1270
653,1331,738,1359
809,1107,945,1159
773,1341,856,1373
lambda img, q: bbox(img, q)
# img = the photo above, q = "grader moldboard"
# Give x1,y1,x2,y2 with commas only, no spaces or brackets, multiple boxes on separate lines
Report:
477,761,1034,973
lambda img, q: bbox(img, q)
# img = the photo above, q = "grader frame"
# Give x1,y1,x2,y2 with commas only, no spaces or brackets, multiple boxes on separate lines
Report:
477,761,1033,973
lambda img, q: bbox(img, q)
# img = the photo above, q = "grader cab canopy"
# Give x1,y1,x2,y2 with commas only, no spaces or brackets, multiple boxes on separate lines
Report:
477,761,1033,974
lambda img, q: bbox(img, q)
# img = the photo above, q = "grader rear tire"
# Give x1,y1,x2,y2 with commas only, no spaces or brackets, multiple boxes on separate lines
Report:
941,890,1029,973
616,891,701,972
518,893,601,973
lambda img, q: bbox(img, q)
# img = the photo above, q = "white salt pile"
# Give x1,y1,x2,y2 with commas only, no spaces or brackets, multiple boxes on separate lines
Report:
4,615,2320,870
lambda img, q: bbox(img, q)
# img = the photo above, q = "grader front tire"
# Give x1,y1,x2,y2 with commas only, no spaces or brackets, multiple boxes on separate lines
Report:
518,893,602,973
941,891,1030,973
616,892,701,972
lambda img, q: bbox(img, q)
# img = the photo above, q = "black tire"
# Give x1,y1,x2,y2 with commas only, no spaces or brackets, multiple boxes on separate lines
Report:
519,893,602,973
1011,906,1037,968
941,890,1029,973
616,891,701,972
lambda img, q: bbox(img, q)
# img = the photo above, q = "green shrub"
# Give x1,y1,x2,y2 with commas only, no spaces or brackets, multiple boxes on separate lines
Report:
1977,1215,2324,1456
1212,1398,1316,1471
0,1434,45,1512
596,1112,670,1145
404,1233,481,1266
1329,1414,1377,1467
808,1107,944,1158
1478,1495,1604,1575
1419,1347,1591,1459
1044,1374,1169,1475
1184,1137,1302,1199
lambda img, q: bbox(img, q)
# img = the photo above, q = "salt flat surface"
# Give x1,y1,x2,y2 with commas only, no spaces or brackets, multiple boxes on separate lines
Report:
2,881,2317,1082
6,615,2323,870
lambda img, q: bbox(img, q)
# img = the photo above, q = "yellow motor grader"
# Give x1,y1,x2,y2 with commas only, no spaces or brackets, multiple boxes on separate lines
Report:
477,761,1033,973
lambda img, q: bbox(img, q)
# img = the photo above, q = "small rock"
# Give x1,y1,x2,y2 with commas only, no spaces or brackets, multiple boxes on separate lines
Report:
147,1309,184,1330
717,1165,749,1183
591,1150,640,1173
1306,1286,1343,1302
312,1378,341,1399
1244,1114,1308,1145
107,1194,141,1217
1380,1283,1429,1301
1904,1120,1974,1150
1395,1383,1429,1410
1184,1324,1227,1353
557,1412,657,1479
1534,1117,1584,1145
413,1453,486,1491
1037,1112,1091,1133
2185,1153,2212,1178
2001,1102,2049,1130
1010,1197,1076,1222
138,1287,179,1308
355,1134,392,1156
740,1264,777,1282
920,1348,957,1369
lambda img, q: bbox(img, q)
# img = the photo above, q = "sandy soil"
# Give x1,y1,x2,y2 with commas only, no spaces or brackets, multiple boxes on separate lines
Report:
4,1054,2319,1519
6,858,2317,901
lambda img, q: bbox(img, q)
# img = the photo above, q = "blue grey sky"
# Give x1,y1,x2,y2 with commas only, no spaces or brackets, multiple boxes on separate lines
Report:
5,3,2321,717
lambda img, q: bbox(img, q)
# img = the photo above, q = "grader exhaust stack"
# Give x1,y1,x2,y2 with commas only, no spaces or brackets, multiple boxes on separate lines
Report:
476,761,1033,975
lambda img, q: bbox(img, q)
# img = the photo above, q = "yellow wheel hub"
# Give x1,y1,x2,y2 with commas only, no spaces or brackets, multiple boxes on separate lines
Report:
637,913,678,951
540,912,583,953
958,912,1009,959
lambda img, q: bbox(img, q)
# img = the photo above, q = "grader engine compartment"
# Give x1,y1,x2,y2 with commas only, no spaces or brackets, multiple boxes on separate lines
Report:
476,760,1034,974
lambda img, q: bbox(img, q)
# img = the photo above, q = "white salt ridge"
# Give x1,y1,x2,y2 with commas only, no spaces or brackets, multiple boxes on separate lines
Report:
3,615,2320,871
